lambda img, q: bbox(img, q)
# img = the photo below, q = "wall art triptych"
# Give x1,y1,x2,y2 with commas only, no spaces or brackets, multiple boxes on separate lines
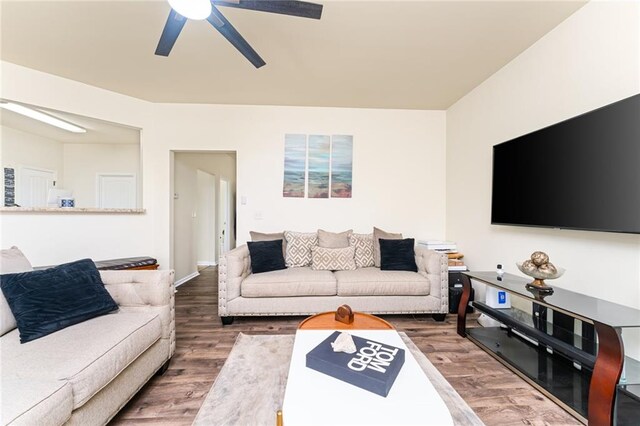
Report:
283,134,353,199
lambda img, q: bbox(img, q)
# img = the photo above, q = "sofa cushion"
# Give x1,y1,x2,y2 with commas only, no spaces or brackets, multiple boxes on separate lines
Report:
0,312,161,409
241,267,336,297
250,231,286,256
247,240,286,274
349,233,375,268
311,246,356,271
335,267,430,296
379,238,418,272
0,378,73,426
284,231,318,267
373,227,402,267
0,246,33,337
317,229,352,248
1,259,119,343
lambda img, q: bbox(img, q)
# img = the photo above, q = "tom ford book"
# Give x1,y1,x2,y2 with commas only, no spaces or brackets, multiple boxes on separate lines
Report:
306,331,405,397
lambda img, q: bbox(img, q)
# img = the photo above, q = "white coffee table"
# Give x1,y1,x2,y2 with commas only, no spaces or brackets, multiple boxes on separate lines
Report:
282,329,454,426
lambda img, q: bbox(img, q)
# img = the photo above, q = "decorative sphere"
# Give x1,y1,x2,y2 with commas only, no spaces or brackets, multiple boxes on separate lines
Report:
539,262,557,275
531,251,549,266
521,259,538,274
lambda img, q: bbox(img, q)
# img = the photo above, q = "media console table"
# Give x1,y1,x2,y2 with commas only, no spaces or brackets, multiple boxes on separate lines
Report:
457,272,640,426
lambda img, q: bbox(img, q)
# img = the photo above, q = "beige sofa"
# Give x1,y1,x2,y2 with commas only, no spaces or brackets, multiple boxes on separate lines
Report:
218,244,448,324
0,270,176,426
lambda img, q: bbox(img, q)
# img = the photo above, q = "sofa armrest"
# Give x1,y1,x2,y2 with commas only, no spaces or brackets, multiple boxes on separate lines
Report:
218,245,251,316
415,246,448,310
101,270,176,358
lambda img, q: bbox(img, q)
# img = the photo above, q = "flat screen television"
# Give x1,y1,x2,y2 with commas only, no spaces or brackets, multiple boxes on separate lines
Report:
491,93,640,234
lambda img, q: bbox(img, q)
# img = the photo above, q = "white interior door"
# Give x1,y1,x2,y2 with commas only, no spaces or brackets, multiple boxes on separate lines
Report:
19,167,55,207
97,174,136,209
196,170,216,266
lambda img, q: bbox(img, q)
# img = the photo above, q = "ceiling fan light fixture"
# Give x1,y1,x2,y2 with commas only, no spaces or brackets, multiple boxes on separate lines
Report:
168,0,212,20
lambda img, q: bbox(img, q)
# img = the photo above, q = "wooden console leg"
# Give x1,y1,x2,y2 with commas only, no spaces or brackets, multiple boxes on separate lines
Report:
456,274,472,337
588,322,624,426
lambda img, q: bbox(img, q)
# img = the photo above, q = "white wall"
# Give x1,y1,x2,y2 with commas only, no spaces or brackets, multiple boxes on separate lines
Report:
1,125,65,203
62,143,140,208
0,62,153,266
153,104,447,250
1,62,447,271
173,154,197,281
446,1,640,358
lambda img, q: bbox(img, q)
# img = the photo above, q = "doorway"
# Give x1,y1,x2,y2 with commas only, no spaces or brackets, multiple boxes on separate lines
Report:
171,151,237,286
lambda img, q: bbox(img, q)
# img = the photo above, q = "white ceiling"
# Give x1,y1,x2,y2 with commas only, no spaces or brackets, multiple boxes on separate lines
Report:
0,0,586,109
0,104,140,144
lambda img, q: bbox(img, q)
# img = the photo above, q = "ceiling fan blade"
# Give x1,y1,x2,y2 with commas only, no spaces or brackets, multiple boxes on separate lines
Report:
207,6,266,68
213,1,323,20
155,9,187,56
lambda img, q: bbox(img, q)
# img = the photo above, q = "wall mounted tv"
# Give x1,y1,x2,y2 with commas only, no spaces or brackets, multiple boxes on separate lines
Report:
491,93,640,235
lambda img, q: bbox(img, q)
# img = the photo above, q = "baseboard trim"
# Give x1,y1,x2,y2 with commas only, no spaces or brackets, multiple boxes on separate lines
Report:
175,271,200,288
197,261,217,266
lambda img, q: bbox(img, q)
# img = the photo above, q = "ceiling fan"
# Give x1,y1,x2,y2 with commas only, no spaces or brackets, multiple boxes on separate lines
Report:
155,0,323,68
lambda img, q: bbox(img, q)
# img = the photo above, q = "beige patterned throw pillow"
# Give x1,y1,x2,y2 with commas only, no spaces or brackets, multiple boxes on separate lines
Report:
311,246,356,271
349,233,375,268
284,231,318,267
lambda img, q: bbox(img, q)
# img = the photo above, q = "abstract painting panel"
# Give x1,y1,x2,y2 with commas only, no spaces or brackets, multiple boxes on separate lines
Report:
283,134,306,198
331,135,353,198
307,135,331,198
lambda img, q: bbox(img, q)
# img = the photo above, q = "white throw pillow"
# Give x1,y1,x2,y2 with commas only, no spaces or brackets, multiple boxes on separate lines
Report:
349,233,375,268
0,246,34,336
284,231,318,267
311,246,356,271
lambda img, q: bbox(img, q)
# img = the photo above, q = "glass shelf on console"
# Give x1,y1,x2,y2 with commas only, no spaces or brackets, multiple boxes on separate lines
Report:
462,271,640,424
466,271,640,328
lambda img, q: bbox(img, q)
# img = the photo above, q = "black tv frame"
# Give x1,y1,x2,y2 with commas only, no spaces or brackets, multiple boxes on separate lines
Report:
490,93,640,235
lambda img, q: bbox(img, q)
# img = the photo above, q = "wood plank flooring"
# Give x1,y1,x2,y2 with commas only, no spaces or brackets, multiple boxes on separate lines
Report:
112,267,580,425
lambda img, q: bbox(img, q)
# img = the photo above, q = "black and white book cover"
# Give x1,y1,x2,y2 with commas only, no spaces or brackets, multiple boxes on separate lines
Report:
306,331,405,397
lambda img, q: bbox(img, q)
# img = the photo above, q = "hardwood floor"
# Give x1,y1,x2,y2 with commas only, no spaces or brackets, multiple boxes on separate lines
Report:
112,267,580,425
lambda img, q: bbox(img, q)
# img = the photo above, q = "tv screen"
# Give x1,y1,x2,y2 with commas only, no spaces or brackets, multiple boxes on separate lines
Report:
491,93,640,234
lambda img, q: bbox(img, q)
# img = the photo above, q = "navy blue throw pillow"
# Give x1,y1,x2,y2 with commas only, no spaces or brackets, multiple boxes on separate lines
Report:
379,238,418,272
247,240,286,274
0,258,118,343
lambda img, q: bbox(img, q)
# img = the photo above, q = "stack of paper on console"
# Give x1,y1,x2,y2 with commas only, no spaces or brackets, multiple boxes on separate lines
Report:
417,240,457,253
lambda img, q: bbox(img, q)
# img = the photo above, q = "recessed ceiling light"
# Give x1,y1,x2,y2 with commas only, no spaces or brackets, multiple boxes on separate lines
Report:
0,101,86,133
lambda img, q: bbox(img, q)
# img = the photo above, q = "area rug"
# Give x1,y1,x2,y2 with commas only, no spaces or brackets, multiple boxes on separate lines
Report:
193,333,484,426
